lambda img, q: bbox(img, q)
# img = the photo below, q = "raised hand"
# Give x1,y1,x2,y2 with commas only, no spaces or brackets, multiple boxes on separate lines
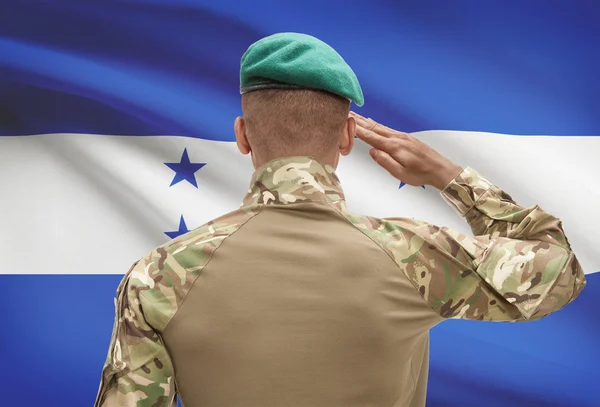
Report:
350,112,463,190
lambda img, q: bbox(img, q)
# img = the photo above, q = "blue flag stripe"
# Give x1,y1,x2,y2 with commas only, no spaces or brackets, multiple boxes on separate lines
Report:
1,273,597,407
1,1,599,138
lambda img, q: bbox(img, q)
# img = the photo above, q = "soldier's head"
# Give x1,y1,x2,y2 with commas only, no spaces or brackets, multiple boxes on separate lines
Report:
236,33,363,169
234,88,356,169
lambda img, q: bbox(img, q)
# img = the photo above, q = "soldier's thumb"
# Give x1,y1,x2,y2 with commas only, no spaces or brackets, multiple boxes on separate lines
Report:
370,148,406,181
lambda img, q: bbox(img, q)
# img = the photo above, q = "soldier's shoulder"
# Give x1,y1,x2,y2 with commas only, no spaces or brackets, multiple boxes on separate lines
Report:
162,206,261,254
344,210,481,260
341,210,467,263
121,206,262,326
343,211,428,240
136,205,261,276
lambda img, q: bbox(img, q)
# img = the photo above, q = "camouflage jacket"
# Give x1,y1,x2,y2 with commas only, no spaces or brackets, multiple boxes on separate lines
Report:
94,156,586,407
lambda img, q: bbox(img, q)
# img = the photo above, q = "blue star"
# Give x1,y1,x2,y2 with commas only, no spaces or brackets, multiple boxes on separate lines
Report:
165,215,190,239
164,148,206,188
399,182,426,189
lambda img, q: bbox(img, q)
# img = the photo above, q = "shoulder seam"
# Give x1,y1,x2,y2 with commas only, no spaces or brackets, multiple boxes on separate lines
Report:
327,204,445,320
145,205,266,333
327,205,409,273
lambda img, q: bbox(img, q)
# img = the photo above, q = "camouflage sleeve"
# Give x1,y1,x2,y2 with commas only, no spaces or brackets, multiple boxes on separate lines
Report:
424,166,586,321
94,263,177,407
376,167,586,322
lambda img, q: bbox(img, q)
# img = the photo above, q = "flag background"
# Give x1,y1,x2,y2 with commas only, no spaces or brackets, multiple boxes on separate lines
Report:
1,1,599,406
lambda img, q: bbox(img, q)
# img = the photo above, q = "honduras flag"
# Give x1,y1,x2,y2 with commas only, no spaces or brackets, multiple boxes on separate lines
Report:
1,2,598,406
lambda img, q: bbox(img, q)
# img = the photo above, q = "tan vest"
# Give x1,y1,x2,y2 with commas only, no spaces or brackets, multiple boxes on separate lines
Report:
95,156,586,407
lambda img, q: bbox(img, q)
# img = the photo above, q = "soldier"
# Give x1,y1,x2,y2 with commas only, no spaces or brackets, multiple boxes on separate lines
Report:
95,33,586,407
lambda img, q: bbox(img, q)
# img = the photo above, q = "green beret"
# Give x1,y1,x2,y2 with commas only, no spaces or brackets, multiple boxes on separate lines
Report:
240,32,364,106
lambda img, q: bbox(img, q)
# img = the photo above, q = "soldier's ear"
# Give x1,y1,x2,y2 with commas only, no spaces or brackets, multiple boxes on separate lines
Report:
339,116,355,156
235,117,251,155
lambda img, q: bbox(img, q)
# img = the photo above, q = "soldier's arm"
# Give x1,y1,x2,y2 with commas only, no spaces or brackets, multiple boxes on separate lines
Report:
94,263,177,407
350,112,586,322
386,167,586,322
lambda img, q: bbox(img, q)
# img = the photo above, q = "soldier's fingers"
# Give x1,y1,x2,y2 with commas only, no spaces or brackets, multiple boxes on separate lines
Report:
349,111,371,124
369,148,407,180
350,112,388,137
350,111,410,140
355,125,398,152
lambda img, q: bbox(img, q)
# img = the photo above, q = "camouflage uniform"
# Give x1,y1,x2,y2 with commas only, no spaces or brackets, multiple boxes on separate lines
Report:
95,156,585,407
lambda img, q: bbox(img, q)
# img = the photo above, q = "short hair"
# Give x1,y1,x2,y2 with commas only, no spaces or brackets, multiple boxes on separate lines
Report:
241,89,350,162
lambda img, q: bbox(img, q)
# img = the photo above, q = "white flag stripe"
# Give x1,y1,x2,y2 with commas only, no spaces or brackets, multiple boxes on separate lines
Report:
1,132,598,275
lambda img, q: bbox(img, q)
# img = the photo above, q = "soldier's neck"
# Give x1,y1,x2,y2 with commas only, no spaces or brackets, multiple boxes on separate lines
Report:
251,151,339,170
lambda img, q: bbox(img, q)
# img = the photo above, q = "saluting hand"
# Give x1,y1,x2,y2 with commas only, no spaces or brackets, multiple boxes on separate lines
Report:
350,112,463,190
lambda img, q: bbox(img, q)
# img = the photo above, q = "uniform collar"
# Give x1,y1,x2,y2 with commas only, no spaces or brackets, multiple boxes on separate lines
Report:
241,156,347,211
